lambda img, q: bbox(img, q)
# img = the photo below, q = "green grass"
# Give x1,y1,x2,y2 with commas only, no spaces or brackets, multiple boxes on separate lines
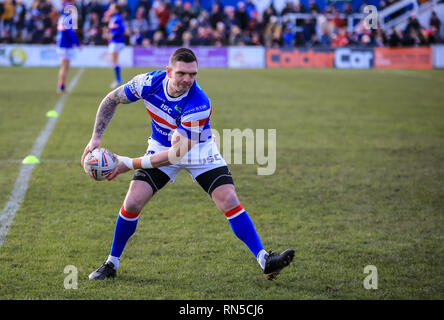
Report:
0,67,443,299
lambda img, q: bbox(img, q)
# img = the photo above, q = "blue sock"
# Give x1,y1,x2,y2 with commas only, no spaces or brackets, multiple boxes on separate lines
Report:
114,65,121,83
225,205,264,258
109,206,139,261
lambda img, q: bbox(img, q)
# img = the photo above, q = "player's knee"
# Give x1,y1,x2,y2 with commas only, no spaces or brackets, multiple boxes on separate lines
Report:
124,196,146,213
212,186,240,212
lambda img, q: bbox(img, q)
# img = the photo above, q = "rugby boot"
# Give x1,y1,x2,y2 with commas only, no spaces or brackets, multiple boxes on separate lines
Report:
88,261,116,280
263,249,295,280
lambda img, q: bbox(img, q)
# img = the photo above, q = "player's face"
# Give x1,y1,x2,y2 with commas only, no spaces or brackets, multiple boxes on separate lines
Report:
109,4,116,14
166,61,198,97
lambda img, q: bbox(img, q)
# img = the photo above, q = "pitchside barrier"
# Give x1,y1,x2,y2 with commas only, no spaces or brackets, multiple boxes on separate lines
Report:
0,44,442,68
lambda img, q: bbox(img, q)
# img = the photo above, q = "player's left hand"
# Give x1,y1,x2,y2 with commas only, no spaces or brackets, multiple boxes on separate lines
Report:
107,154,132,181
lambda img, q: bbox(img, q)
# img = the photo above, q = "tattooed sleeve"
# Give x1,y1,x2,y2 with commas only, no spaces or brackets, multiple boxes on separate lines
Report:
93,85,132,138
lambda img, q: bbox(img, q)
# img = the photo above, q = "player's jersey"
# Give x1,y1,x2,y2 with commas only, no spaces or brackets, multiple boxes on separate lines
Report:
123,70,212,147
109,13,125,44
56,14,80,48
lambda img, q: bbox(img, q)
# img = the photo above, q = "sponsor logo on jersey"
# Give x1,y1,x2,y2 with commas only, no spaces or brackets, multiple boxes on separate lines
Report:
143,74,153,87
127,81,136,95
183,104,208,116
159,103,172,114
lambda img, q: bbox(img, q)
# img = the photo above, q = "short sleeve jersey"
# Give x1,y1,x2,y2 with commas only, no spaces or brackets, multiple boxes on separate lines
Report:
109,13,125,43
56,14,80,48
123,70,212,147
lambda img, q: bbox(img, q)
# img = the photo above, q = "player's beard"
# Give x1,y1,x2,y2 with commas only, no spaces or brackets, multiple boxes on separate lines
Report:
176,81,192,95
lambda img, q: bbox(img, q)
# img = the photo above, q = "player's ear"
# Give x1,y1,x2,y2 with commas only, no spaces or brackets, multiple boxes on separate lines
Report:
166,65,172,78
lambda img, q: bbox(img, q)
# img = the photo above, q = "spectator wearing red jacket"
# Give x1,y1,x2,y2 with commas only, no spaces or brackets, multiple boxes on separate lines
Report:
155,1,170,38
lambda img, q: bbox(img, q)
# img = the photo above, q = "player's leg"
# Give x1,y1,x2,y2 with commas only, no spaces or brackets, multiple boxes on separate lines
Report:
57,57,69,93
196,166,294,280
110,49,121,88
105,180,152,269
89,168,171,280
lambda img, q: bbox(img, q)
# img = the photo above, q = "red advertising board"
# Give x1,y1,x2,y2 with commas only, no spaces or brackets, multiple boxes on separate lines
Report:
374,47,432,69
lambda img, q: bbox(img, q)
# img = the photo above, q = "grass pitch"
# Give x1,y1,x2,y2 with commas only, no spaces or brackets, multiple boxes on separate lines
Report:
0,67,443,299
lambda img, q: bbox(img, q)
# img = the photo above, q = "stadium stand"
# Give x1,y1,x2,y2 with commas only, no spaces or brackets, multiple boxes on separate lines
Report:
0,0,442,47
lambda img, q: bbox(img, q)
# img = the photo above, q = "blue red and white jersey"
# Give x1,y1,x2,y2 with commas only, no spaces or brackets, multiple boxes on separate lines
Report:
108,13,125,43
123,70,212,147
56,14,80,48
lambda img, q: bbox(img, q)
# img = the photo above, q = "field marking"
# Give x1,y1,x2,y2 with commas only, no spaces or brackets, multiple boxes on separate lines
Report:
0,159,81,164
0,68,84,248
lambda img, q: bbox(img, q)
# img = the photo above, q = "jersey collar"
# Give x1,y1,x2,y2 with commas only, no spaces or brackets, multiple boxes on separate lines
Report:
163,75,191,102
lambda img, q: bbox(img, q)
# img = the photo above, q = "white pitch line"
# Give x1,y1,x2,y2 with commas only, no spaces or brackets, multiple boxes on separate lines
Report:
0,159,81,164
0,68,84,248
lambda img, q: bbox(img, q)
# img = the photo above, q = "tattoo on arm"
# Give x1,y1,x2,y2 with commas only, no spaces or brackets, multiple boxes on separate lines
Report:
94,86,131,138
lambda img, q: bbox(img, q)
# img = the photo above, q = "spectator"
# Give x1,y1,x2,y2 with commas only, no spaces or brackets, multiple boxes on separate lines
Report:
302,17,316,46
151,29,166,46
282,25,295,47
171,0,184,18
84,11,105,45
245,0,257,18
222,5,237,33
316,11,329,41
192,0,201,18
343,3,354,16
281,2,295,16
14,0,27,42
235,1,249,31
166,12,179,36
294,2,306,14
308,0,320,14
181,2,195,29
136,0,151,20
230,24,250,46
375,29,387,47
211,20,227,46
155,1,170,38
331,8,346,30
117,0,131,21
331,27,348,47
248,31,261,46
264,15,282,47
262,3,277,26
148,1,159,35
131,7,149,37
182,29,192,46
429,11,441,41
0,0,441,48
1,0,15,42
388,27,402,47
209,3,223,29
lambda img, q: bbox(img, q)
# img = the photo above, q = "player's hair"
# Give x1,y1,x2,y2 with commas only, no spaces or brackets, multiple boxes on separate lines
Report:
110,3,122,13
169,48,198,66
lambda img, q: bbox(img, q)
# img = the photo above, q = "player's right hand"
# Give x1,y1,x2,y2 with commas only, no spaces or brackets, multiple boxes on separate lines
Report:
81,137,101,167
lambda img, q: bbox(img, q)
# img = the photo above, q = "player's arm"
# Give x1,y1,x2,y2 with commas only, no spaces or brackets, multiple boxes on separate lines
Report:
81,85,133,166
107,130,197,181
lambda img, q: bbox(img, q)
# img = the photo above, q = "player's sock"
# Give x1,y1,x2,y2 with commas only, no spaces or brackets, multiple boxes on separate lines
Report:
256,249,268,270
58,83,65,91
108,205,140,269
225,205,265,265
114,65,121,83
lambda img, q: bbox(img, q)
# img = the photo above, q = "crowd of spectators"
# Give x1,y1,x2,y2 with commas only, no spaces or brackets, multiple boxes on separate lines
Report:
0,0,442,47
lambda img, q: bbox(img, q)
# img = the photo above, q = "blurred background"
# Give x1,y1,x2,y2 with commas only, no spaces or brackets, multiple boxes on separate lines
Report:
1,0,443,48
